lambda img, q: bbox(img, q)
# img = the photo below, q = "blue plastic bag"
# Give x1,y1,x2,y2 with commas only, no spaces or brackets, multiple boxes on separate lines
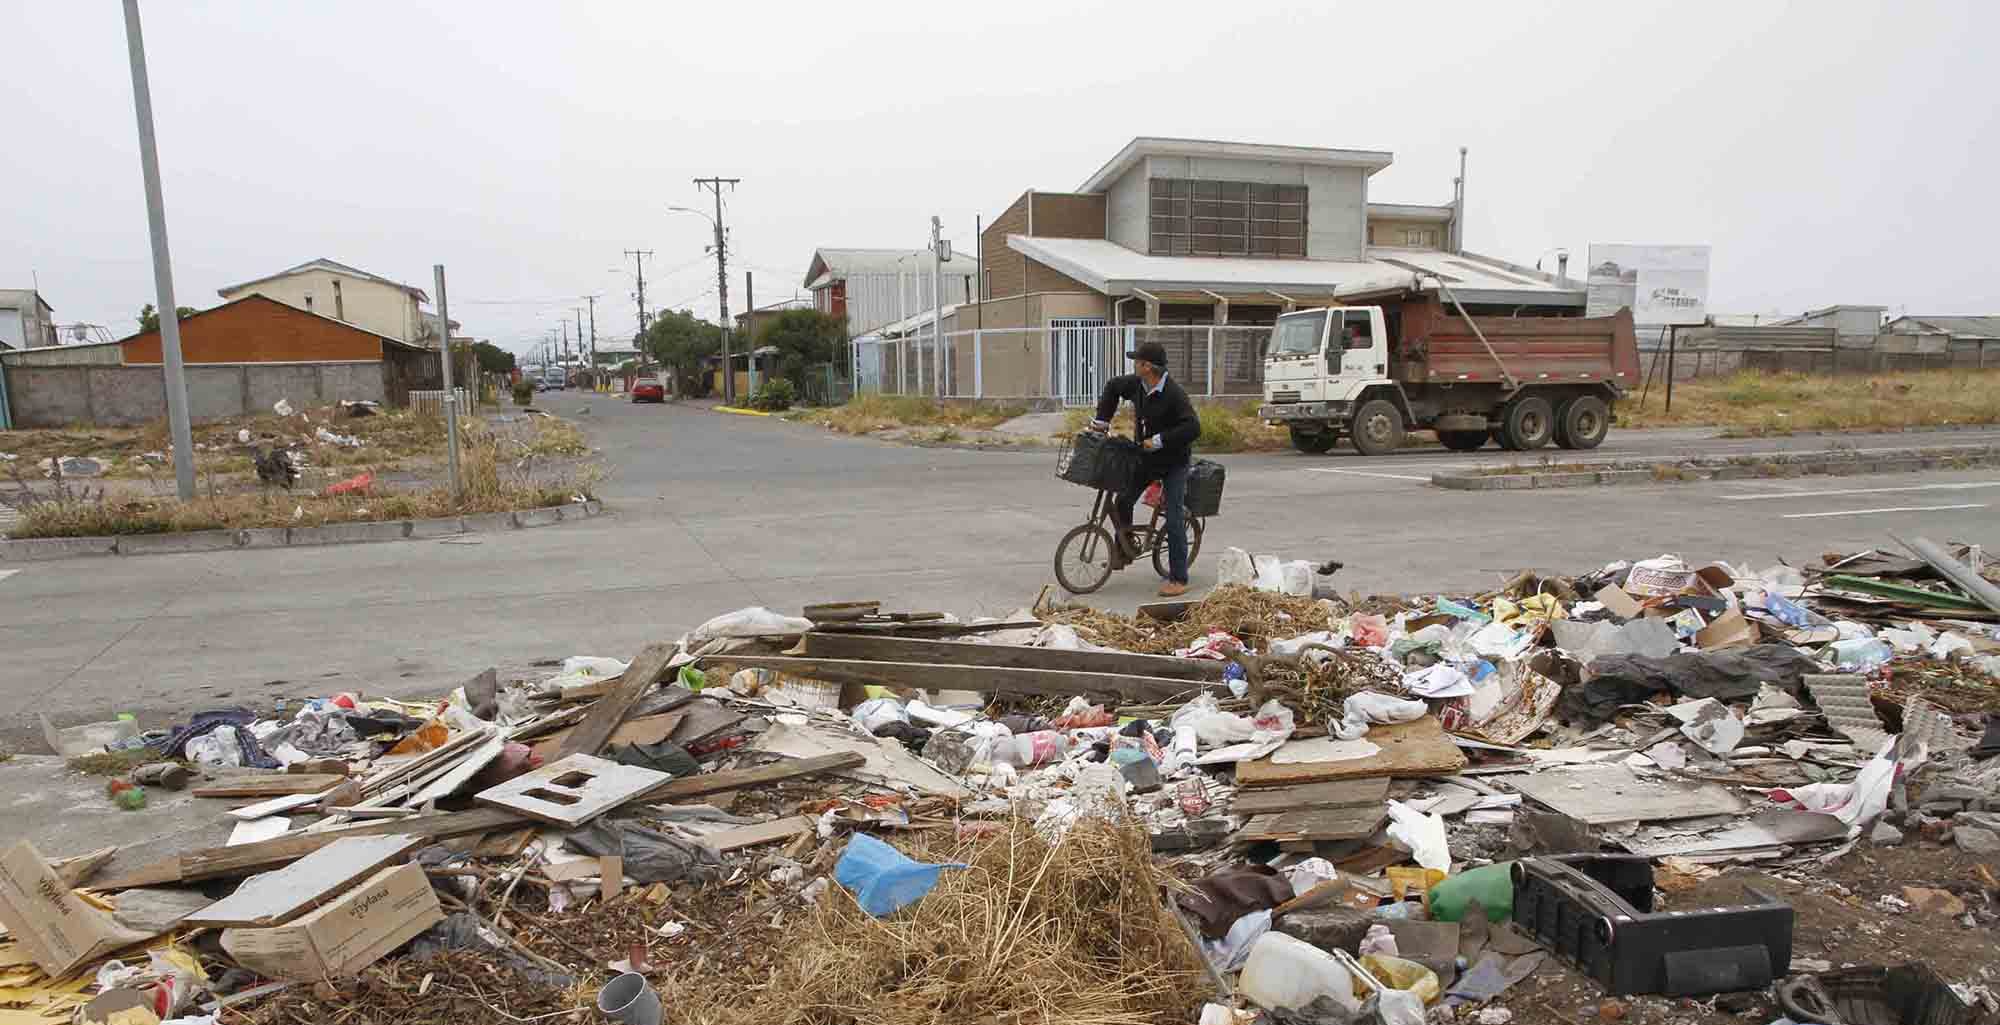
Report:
833,834,964,917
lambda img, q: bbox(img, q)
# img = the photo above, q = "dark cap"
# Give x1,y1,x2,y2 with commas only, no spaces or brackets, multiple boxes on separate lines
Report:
1126,341,1169,368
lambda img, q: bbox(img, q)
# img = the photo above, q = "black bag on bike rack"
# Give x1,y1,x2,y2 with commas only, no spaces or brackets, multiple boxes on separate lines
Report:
1184,458,1225,516
1057,432,1141,491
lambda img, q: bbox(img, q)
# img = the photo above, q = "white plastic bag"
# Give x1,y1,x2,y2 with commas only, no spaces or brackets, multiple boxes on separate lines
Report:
186,726,245,768
1217,547,1255,588
1203,909,1273,972
1170,693,1258,746
1277,560,1314,597
685,607,814,646
1771,739,1898,828
1385,800,1450,871
1330,691,1427,740
1403,663,1474,698
851,698,909,732
1270,631,1342,668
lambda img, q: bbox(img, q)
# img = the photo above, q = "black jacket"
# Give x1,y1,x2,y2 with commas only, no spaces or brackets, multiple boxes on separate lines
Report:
1095,372,1201,471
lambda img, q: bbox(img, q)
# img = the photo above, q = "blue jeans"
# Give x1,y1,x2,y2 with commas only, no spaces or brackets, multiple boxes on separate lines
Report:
1116,462,1191,584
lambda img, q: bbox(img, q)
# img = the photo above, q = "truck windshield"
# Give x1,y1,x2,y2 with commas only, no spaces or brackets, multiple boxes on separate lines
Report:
1266,311,1326,357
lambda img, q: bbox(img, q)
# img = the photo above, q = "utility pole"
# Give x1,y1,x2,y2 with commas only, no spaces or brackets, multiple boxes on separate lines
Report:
434,265,461,498
744,270,755,393
931,215,945,397
121,0,195,500
560,318,570,373
623,249,653,337
586,295,597,375
693,176,740,402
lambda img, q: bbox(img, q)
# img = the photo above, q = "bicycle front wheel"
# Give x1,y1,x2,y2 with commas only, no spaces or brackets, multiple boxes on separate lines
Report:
1151,516,1206,580
1054,523,1117,595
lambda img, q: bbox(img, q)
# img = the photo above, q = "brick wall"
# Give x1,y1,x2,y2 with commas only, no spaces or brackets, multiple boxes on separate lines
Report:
982,192,1032,299
1028,192,1106,238
122,294,387,364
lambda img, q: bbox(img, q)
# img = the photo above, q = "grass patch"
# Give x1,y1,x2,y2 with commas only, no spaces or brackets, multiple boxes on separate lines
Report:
1622,369,2000,432
804,395,1027,435
66,750,154,775
1059,401,1287,453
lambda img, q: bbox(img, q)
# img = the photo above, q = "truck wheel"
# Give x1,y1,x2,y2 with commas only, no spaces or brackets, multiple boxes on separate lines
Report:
1288,427,1337,454
1349,399,1405,456
1500,396,1555,450
1438,430,1487,452
1559,395,1610,449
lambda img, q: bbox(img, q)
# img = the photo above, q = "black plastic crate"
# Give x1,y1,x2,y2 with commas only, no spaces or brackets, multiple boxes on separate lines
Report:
1185,459,1225,517
1511,855,1792,997
1056,432,1140,491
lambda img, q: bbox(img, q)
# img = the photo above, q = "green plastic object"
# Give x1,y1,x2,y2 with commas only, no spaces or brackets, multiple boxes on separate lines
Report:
1427,862,1514,923
678,666,705,692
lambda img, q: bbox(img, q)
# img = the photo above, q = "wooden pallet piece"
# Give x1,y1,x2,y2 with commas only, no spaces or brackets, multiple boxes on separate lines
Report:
797,632,1227,683
704,816,815,852
1228,777,1390,816
183,834,422,928
1236,716,1467,787
528,710,687,763
475,753,668,827
1239,805,1387,844
635,752,867,803
94,807,527,890
194,774,347,799
557,643,679,758
710,655,1211,703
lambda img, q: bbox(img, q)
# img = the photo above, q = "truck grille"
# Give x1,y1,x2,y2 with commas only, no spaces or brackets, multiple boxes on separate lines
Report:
1270,390,1301,404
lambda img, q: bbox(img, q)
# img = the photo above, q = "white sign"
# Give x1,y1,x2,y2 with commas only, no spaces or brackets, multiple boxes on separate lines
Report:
1585,244,1710,326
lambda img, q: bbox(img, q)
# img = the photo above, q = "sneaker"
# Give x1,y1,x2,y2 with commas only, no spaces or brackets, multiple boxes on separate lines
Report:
1156,581,1189,598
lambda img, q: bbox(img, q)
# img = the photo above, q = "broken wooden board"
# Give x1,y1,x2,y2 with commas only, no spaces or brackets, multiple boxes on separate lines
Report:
1239,806,1386,844
556,642,678,759
712,654,1211,703
194,774,346,799
475,753,669,827
703,815,815,852
183,834,421,928
1236,717,1467,788
94,807,528,890
1229,777,1390,816
226,791,326,821
797,632,1227,683
635,752,867,804
528,711,686,764
664,700,745,748
1500,763,1746,826
408,734,511,805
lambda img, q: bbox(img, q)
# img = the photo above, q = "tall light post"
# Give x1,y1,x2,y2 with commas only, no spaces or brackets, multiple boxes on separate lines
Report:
668,204,729,400
121,0,195,500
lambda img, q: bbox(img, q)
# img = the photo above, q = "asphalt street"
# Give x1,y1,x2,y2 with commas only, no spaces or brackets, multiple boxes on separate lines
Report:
6,398,1999,747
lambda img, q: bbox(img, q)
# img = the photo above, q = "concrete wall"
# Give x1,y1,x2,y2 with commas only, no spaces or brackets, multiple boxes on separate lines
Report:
220,270,422,342
1,361,388,428
1305,165,1366,260
1106,165,1149,251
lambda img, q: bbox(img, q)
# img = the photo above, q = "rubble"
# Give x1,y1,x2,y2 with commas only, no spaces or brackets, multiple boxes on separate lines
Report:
4,541,1999,1025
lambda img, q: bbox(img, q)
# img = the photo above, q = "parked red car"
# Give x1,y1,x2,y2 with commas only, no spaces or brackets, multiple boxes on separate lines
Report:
630,376,667,403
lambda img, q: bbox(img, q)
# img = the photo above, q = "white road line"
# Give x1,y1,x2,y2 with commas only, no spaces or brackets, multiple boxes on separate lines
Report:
1722,481,2000,502
1306,468,1434,482
1781,503,1987,520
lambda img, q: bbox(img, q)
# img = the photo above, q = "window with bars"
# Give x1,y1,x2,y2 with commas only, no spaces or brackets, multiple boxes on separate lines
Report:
1148,178,1307,258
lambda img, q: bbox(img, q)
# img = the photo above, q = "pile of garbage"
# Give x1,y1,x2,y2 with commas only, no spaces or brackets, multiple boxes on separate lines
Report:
4,539,1999,1025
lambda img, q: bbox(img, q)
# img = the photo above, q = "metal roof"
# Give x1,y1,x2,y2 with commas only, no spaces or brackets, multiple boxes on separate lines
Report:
1005,236,1584,307
802,248,979,288
216,258,430,303
1887,314,2000,339
1077,137,1394,193
1366,202,1455,221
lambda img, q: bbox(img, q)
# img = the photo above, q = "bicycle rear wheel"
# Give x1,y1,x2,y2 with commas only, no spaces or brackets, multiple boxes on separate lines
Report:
1151,516,1206,580
1054,523,1117,595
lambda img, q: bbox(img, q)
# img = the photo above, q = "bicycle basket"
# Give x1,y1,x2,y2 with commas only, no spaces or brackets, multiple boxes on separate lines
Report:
1185,458,1225,517
1056,432,1141,491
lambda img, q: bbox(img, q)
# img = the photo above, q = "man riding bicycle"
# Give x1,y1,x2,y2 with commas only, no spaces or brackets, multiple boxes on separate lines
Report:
1089,341,1202,597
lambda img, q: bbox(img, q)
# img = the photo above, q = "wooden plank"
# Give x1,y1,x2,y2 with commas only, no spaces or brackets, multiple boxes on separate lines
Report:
557,642,678,758
704,815,814,852
475,753,668,827
183,834,422,928
1500,763,1745,826
194,774,346,799
798,632,1227,683
636,752,867,803
665,700,745,747
1240,806,1386,844
600,857,622,899
409,734,511,805
1236,717,1467,787
94,807,528,890
227,792,325,821
528,711,687,763
711,655,1211,703
1229,778,1390,816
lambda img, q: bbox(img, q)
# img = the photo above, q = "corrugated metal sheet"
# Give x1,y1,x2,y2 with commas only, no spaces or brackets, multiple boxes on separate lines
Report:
1680,325,1835,350
0,341,125,366
842,267,977,337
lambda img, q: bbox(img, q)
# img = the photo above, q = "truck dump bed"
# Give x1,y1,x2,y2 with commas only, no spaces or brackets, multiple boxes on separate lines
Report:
1394,299,1640,391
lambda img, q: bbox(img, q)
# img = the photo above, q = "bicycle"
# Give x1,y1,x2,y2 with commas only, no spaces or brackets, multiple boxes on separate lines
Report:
1052,478,1207,595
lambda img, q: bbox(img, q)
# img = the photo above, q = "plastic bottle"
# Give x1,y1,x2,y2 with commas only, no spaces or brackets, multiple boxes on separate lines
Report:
1425,862,1514,923
1238,933,1362,1015
992,731,1068,768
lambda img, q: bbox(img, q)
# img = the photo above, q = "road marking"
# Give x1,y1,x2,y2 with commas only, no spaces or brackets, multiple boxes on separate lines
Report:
1722,481,2000,502
1781,503,1987,520
0,570,17,585
1306,468,1433,482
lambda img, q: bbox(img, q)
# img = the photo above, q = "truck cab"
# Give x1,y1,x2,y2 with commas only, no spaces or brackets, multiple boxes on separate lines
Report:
1258,306,1392,453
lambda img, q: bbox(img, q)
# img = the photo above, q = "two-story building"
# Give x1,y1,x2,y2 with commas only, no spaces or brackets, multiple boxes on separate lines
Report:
216,258,455,346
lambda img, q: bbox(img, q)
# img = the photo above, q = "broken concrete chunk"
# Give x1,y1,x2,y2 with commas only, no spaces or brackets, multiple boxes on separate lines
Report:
1273,907,1373,953
1954,825,2000,854
1870,821,1905,847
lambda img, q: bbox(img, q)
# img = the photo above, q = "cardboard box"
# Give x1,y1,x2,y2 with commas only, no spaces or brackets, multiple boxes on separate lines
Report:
1594,584,1645,620
0,841,154,976
1696,609,1756,650
221,863,442,980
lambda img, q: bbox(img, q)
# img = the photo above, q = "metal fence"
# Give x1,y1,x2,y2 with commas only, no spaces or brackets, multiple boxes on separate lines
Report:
409,387,471,416
853,324,1273,405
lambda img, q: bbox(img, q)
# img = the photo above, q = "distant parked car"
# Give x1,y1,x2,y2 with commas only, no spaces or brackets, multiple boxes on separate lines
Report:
631,376,666,403
540,371,567,391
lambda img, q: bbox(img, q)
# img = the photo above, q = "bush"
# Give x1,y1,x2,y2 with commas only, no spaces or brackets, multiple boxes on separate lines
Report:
750,378,796,411
511,378,535,405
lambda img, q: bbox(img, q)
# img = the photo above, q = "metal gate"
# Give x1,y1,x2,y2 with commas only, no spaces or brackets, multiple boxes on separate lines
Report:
1050,318,1111,406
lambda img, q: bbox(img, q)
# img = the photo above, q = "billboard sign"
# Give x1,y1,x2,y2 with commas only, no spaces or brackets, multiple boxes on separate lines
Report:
1584,244,1710,326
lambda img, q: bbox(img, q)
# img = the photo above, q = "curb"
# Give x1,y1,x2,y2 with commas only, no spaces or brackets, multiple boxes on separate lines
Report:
714,406,774,417
0,500,604,563
1431,444,2000,491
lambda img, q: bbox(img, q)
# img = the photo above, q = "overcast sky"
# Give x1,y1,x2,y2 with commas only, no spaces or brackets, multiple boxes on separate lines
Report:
2,2,1993,358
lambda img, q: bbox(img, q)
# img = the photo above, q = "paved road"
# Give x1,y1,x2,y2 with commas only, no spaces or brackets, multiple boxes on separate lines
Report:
6,400,1998,748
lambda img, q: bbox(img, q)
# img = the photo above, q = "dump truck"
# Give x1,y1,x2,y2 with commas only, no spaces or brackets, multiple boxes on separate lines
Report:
1257,293,1640,455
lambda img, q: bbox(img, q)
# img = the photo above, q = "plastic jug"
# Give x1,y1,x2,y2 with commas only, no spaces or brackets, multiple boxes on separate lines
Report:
1425,862,1514,923
1238,933,1362,1014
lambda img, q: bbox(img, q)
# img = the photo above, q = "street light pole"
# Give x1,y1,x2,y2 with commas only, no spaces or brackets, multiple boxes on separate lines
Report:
121,0,195,500
434,265,460,499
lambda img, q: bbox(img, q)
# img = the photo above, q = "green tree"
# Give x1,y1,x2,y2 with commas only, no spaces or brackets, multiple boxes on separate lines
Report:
755,309,846,388
641,309,722,395
137,304,199,332
471,341,516,374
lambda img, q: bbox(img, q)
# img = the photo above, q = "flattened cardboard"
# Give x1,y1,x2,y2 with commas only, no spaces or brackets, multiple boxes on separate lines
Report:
220,863,443,980
1695,609,1755,651
1236,716,1466,787
185,834,421,928
1594,584,1645,620
0,841,155,976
